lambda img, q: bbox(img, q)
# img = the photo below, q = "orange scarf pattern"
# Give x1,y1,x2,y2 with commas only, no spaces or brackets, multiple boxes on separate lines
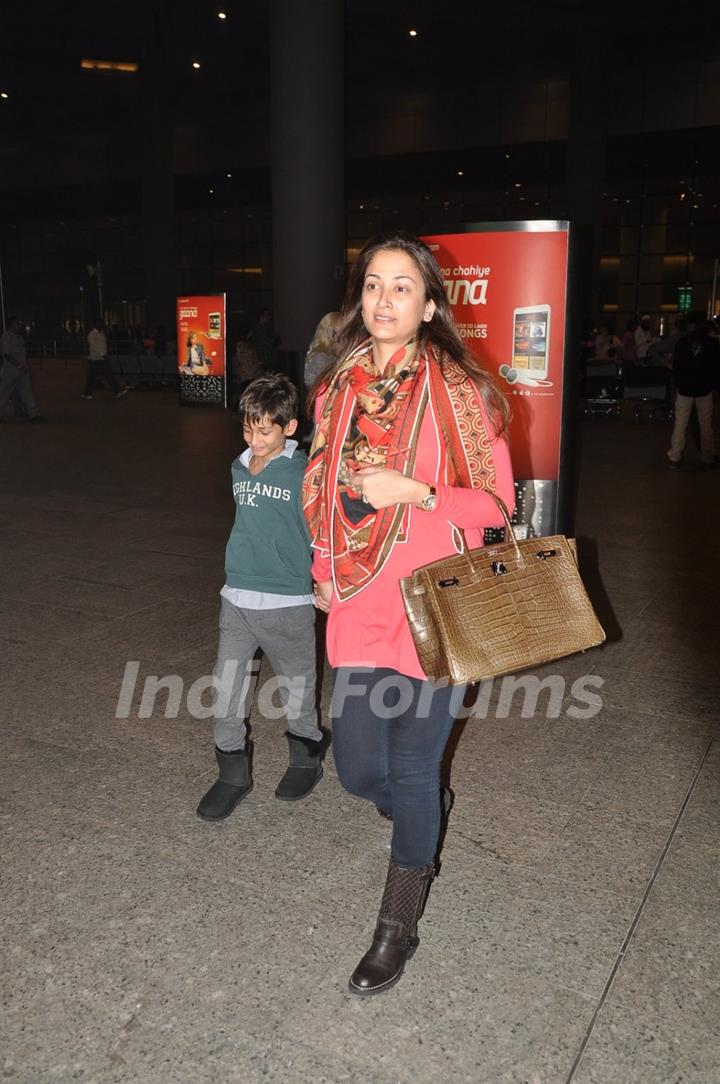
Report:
303,339,497,600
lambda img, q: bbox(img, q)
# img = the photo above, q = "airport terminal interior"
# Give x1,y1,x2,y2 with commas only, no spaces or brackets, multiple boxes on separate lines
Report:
1,366,718,1082
2,2,720,1081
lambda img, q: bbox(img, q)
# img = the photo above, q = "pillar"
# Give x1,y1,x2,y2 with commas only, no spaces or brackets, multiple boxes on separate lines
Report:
270,0,345,354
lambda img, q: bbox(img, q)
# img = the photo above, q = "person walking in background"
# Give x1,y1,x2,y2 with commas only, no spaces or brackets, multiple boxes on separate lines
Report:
304,232,514,996
0,317,43,422
248,308,279,372
591,322,622,362
648,317,687,368
621,318,639,365
82,320,128,400
230,330,260,414
634,314,654,361
304,311,341,388
667,312,719,469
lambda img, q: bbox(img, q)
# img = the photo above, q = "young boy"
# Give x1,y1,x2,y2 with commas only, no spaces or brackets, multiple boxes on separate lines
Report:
197,373,324,820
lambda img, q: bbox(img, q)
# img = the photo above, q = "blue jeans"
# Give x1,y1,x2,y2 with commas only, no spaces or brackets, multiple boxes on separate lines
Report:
330,668,464,867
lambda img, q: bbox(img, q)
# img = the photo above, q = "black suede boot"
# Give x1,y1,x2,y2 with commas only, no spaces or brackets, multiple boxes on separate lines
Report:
196,744,253,821
275,732,325,801
348,859,435,997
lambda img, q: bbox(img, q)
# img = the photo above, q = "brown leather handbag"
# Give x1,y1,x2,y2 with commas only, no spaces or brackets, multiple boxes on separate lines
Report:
399,495,606,685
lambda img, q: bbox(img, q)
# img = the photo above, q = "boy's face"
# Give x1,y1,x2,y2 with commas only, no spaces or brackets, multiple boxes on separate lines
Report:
242,413,297,467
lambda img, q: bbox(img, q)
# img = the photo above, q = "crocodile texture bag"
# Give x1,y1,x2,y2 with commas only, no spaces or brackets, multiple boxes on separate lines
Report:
399,496,606,685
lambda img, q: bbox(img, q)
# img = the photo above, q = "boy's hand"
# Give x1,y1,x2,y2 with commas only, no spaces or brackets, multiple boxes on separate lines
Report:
353,468,429,510
313,580,332,613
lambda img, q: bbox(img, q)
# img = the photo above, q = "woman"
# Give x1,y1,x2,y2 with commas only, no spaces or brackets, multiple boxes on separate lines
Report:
231,332,260,413
592,323,622,362
182,331,210,376
621,319,639,365
303,311,341,388
303,232,515,996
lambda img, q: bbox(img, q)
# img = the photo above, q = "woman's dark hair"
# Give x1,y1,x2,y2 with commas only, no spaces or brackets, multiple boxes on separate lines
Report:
239,372,299,428
307,231,509,435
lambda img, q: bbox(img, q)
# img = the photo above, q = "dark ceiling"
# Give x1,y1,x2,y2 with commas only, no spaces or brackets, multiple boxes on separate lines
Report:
1,0,704,132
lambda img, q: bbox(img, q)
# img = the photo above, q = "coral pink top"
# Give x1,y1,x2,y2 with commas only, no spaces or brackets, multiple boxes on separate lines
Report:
311,393,515,680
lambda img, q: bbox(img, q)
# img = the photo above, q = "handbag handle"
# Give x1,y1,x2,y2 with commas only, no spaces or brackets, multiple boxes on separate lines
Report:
454,492,524,567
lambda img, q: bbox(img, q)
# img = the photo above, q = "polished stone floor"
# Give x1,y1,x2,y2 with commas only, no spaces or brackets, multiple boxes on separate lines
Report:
2,364,719,1084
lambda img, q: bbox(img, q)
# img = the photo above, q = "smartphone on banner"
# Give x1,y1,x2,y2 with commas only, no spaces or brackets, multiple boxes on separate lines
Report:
512,305,551,381
208,312,222,339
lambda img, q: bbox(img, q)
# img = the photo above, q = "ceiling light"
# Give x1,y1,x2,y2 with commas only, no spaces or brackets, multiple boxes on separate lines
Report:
192,61,201,70
218,10,227,18
81,59,138,73
409,28,418,37
0,92,8,99
514,182,522,188
209,188,214,195
457,170,464,177
226,173,232,178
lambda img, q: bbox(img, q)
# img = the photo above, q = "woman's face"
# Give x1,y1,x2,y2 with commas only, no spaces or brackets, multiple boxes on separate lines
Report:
361,249,436,353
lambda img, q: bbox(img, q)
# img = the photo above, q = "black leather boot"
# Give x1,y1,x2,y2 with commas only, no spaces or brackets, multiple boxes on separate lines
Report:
274,732,325,801
196,744,253,821
348,859,435,997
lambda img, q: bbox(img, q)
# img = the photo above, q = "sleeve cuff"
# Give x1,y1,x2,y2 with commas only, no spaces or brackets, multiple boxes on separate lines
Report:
312,550,332,583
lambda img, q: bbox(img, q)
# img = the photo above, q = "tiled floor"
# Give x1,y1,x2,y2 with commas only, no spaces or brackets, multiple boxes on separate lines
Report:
2,364,718,1083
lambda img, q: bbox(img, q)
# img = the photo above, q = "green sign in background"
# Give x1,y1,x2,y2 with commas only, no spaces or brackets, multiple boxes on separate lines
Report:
678,286,693,312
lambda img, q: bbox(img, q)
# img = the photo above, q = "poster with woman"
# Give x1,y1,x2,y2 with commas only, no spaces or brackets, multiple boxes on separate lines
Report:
176,295,227,406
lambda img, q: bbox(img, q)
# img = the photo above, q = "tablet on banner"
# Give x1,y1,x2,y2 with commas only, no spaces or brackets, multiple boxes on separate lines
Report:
421,223,570,537
176,294,227,406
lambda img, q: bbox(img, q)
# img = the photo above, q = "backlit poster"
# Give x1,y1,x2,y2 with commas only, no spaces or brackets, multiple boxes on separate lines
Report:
422,223,570,536
176,294,227,406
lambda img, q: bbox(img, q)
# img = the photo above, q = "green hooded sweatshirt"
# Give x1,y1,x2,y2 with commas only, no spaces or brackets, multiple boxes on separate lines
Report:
224,440,312,595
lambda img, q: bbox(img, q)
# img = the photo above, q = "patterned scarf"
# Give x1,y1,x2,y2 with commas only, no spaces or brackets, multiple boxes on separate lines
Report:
302,338,497,600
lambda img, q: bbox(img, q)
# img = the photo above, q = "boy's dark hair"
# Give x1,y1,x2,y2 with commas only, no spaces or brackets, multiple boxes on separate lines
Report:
239,373,299,428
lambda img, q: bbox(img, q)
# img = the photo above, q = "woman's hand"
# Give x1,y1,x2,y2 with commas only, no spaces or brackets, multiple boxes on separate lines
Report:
352,468,429,510
313,580,333,613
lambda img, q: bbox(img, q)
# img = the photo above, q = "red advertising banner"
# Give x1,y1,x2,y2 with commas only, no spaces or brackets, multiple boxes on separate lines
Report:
422,224,570,535
176,294,227,405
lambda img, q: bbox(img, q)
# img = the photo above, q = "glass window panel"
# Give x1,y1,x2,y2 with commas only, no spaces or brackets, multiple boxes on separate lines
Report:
641,226,667,253
666,226,690,252
620,227,639,255
620,256,638,282
637,285,662,312
601,226,620,252
618,285,638,313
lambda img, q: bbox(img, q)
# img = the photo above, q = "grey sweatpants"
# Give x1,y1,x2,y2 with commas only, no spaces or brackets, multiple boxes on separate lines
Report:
213,596,320,751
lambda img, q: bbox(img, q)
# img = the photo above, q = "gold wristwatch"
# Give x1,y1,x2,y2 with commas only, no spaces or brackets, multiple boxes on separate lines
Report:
419,484,437,512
